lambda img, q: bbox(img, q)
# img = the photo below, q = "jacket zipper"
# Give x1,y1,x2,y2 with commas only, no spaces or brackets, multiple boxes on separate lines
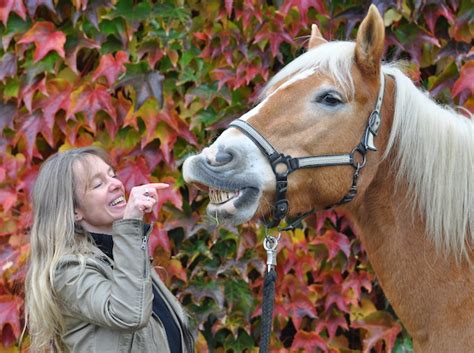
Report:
141,235,147,250
141,235,148,277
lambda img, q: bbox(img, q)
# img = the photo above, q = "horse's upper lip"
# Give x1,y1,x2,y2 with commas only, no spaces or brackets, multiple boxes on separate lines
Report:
187,161,258,192
193,182,210,192
189,180,254,193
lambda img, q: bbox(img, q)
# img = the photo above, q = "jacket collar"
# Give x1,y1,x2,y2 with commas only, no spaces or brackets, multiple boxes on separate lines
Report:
90,223,151,260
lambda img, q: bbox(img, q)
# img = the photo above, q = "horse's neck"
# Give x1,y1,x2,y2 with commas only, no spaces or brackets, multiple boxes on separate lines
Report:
347,159,474,353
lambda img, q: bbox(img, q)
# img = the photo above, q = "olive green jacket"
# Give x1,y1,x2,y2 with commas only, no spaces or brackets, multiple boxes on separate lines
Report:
54,219,191,353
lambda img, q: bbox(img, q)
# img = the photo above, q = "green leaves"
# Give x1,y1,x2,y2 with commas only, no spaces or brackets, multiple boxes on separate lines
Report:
110,0,152,23
116,70,164,110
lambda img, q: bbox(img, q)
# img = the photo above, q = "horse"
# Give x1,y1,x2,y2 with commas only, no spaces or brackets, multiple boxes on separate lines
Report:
183,5,474,352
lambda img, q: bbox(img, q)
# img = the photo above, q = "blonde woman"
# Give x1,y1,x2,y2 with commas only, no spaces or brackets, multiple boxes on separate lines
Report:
25,146,194,352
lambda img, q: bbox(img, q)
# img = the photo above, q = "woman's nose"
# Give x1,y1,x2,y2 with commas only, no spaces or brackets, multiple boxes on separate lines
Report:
109,176,123,191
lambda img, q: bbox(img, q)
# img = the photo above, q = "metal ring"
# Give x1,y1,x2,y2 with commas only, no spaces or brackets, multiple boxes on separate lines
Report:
351,147,367,169
263,234,280,251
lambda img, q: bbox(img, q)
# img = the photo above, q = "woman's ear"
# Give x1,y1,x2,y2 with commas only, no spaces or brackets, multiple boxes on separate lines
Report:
74,209,83,222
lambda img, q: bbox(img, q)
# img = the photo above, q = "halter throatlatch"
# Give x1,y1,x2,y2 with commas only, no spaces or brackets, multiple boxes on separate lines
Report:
228,73,385,353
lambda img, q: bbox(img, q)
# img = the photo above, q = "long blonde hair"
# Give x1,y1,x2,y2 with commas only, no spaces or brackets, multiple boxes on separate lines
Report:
25,146,110,351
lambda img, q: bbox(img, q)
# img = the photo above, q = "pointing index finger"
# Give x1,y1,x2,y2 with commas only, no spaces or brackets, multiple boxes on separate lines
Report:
147,183,170,190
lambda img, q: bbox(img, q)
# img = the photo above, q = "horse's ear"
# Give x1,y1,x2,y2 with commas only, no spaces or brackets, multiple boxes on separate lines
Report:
308,24,327,49
355,5,385,76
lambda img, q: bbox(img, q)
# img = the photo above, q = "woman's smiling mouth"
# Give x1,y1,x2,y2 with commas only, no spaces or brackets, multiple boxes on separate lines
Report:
109,195,126,207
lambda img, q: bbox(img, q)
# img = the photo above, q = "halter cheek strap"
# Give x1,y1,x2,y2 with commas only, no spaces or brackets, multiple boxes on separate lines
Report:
229,73,386,229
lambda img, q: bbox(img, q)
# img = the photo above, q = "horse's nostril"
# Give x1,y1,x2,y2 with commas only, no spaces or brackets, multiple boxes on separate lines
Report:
214,150,233,165
203,146,234,166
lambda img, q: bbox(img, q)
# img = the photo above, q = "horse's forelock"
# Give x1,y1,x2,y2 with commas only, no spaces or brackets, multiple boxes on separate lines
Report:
260,41,356,101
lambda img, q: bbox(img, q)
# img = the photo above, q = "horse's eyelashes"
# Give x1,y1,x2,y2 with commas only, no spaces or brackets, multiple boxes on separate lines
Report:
314,91,344,107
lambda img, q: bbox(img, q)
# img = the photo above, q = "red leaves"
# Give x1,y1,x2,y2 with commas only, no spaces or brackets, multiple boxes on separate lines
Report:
213,63,267,90
311,229,351,261
19,76,47,113
148,224,171,254
0,0,27,26
14,111,54,160
25,0,56,18
125,100,197,164
424,4,454,34
285,293,317,330
254,23,294,58
0,189,17,213
280,0,328,24
291,330,327,352
0,53,17,82
67,83,117,132
452,61,474,98
154,177,183,211
38,78,73,123
18,21,66,62
117,156,151,193
65,36,101,75
453,61,474,112
92,51,128,86
353,311,402,353
0,295,23,348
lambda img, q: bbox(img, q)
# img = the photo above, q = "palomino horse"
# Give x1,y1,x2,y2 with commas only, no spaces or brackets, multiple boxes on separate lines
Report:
183,5,473,352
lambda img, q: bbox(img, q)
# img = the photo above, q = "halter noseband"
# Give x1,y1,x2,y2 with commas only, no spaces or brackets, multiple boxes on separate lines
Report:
229,73,386,229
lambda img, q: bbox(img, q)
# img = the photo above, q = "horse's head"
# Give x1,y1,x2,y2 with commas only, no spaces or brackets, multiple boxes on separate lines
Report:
183,5,390,225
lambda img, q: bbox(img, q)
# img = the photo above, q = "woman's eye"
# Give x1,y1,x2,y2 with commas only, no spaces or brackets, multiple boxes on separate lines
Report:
316,92,343,106
92,181,102,189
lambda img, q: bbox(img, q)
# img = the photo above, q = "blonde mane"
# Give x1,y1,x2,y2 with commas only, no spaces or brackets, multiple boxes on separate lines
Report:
383,66,473,261
262,41,474,261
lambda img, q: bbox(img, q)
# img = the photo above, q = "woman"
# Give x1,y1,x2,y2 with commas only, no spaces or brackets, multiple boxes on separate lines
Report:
25,146,194,352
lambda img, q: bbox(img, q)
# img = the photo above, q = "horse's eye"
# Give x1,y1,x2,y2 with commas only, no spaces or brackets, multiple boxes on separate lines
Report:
315,92,343,106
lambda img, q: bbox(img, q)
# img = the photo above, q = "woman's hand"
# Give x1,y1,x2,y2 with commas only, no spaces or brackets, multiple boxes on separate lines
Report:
123,183,169,220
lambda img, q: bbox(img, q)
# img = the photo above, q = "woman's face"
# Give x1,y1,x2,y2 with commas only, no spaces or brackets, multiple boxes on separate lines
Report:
73,155,127,233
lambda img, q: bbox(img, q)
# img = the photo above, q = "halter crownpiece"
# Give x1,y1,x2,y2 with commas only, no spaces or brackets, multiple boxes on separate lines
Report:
229,72,386,229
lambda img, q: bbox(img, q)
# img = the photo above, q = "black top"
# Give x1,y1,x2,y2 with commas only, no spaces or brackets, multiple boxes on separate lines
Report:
90,229,183,353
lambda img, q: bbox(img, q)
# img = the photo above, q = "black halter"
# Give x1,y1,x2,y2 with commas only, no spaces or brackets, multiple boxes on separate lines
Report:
229,73,385,229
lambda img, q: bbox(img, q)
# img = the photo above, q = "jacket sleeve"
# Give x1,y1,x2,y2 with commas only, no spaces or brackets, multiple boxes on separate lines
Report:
53,219,153,331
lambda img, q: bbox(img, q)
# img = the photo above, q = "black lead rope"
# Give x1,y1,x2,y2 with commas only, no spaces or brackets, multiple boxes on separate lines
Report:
260,268,277,353
259,232,279,353
229,74,386,352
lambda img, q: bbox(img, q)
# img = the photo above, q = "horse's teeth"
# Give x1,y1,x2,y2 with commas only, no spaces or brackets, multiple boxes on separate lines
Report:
209,188,238,204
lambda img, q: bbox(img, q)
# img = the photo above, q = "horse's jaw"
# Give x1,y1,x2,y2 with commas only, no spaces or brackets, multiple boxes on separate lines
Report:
182,129,275,225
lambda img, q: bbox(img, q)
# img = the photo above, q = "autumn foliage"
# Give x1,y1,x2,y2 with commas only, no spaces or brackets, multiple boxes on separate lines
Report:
0,0,472,352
